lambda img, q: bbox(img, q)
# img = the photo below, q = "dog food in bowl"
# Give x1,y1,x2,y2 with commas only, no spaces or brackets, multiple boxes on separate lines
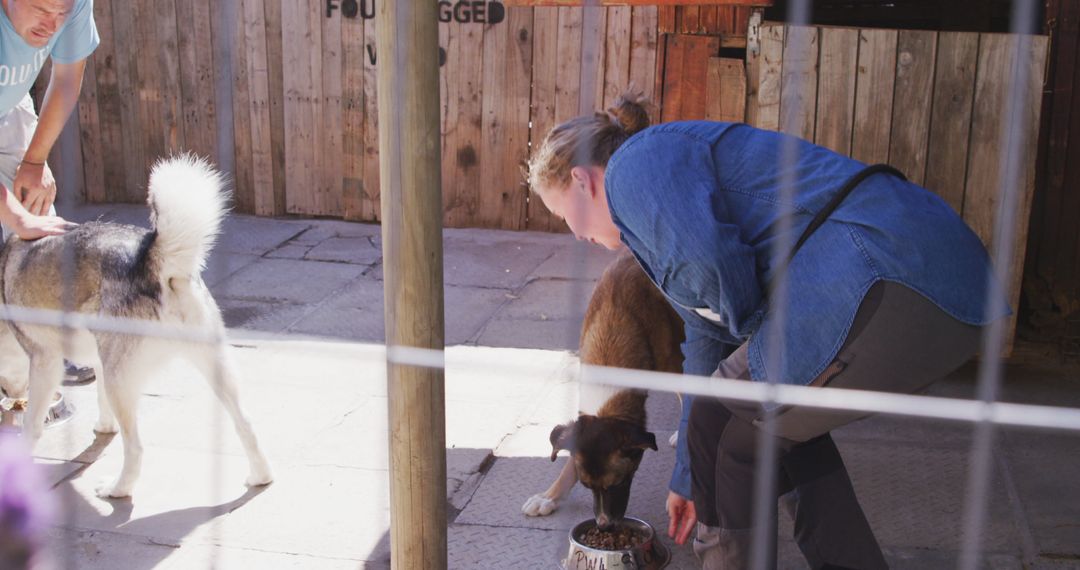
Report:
563,517,669,569
580,525,649,550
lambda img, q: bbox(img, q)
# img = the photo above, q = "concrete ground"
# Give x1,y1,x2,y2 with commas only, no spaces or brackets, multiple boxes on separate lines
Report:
9,203,1080,569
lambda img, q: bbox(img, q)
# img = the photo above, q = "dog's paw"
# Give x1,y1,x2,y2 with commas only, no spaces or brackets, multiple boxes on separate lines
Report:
95,481,132,499
668,430,678,448
522,494,558,517
93,419,119,434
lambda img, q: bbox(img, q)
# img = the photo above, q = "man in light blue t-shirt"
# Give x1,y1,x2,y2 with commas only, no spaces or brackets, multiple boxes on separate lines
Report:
1,0,99,383
0,0,98,240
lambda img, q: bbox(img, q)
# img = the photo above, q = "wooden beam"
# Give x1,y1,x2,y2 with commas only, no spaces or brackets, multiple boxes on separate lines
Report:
377,1,448,569
506,0,772,6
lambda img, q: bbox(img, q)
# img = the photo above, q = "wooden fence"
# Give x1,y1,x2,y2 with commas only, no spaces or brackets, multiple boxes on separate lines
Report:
55,1,659,232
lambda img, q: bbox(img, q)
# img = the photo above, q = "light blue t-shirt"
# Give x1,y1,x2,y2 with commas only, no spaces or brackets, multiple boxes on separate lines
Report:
0,0,99,114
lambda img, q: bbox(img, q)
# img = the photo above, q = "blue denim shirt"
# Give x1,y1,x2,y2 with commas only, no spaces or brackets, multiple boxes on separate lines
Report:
605,122,1010,497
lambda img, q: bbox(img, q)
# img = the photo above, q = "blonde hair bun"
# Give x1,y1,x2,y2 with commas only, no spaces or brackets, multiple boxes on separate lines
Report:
607,90,651,136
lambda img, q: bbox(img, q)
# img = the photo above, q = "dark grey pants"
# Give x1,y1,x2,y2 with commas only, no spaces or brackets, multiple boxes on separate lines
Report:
688,281,983,569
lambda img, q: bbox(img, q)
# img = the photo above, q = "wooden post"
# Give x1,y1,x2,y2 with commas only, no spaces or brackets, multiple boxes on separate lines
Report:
377,1,447,569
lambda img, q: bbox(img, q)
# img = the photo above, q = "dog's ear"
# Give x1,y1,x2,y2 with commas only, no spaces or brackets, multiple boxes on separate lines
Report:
625,428,658,453
549,421,576,461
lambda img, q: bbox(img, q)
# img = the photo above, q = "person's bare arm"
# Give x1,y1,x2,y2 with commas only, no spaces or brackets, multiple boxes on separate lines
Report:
0,183,72,240
12,59,87,216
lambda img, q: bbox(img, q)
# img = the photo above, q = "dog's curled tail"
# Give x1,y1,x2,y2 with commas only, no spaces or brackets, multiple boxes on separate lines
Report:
147,154,230,281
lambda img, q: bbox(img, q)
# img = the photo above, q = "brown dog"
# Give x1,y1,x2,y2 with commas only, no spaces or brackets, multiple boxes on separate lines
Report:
521,251,684,528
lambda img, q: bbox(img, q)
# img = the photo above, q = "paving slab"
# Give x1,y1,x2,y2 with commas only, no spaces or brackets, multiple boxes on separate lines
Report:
287,278,512,345
304,236,381,265
529,240,621,282
45,527,181,570
202,252,262,288
477,279,597,350
160,544,374,570
211,258,366,303
182,464,391,562
288,220,383,244
999,430,1080,558
218,298,313,334
265,243,312,260
217,216,310,256
424,232,561,289
839,440,1021,555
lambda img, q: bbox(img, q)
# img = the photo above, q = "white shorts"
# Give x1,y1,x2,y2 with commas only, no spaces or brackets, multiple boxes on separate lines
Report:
0,93,54,239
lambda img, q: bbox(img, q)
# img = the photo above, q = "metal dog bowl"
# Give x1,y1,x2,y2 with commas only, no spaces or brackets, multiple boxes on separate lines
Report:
561,517,670,570
0,391,75,431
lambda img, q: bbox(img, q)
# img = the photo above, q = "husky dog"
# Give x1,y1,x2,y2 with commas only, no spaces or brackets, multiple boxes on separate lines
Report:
522,252,683,528
0,155,272,498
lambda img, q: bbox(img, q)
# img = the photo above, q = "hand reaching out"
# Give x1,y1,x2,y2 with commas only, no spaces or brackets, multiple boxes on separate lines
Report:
666,491,697,546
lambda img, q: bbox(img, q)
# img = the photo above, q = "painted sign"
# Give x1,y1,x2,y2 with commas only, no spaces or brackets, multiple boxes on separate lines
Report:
326,0,506,24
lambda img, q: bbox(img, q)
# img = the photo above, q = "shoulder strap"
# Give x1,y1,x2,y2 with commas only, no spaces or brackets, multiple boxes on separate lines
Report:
767,163,907,295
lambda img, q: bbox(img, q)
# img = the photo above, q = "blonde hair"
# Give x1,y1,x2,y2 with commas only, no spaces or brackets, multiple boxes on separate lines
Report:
527,91,651,195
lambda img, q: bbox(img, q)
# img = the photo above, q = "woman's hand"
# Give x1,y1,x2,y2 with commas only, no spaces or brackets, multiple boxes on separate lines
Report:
666,491,697,546
13,160,57,216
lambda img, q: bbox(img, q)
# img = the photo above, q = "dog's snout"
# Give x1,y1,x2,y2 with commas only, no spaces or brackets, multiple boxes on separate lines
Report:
595,512,612,530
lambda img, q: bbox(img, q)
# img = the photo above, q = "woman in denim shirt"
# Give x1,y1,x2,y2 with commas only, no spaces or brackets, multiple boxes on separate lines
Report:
528,94,1008,570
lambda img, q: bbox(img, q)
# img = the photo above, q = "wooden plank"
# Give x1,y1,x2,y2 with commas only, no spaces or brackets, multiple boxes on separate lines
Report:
850,28,897,165
341,0,366,221
176,0,217,159
263,0,286,215
526,6,560,232
1041,1,1080,288
110,0,144,201
478,6,533,229
654,33,668,114
90,0,125,200
602,6,632,109
658,6,676,34
282,0,319,215
778,25,818,140
699,5,720,35
319,3,345,216
629,5,659,105
586,5,607,111
133,0,165,183
924,32,978,213
156,0,182,153
751,24,784,131
964,33,1049,350
888,30,937,185
229,0,255,214
660,34,720,122
77,14,104,203
243,0,276,216
441,9,487,228
361,13,381,221
681,6,700,34
814,27,857,155
705,57,746,122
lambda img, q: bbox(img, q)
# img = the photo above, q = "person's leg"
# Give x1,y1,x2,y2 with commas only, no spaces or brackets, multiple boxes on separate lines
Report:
691,395,877,570
781,435,887,569
0,95,39,239
689,396,772,570
767,281,982,568
0,95,94,383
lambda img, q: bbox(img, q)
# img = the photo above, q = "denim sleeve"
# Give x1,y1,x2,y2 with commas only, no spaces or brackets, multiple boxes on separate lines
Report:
669,313,736,498
607,132,764,341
